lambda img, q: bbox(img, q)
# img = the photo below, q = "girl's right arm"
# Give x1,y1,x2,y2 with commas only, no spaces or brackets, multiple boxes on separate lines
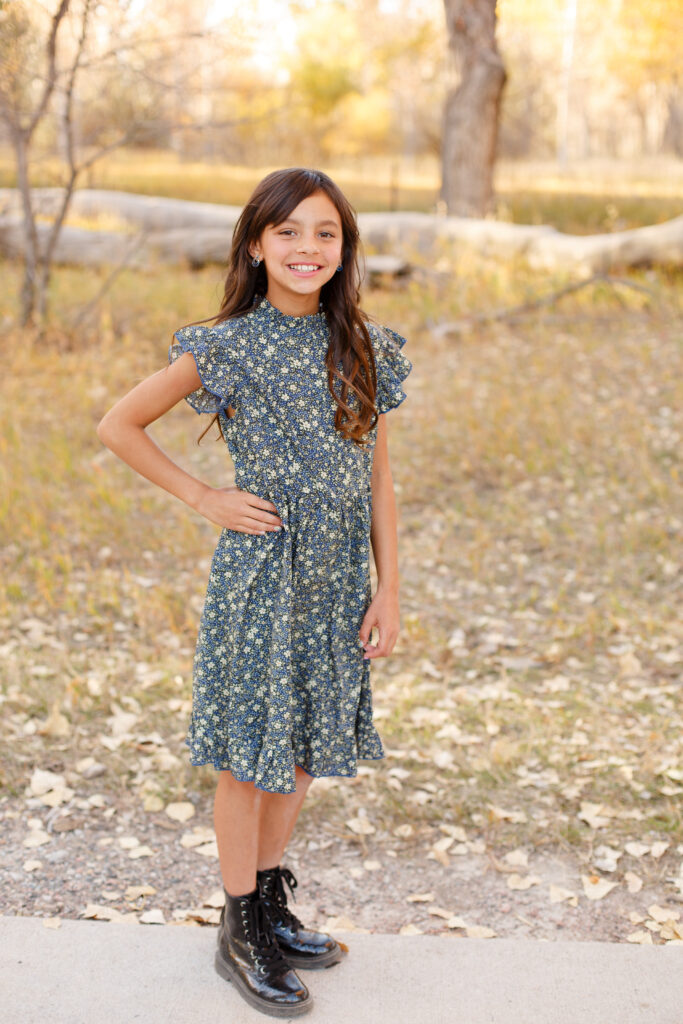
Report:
96,352,283,535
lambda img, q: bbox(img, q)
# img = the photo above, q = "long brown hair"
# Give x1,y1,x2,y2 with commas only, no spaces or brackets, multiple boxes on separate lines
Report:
186,167,382,447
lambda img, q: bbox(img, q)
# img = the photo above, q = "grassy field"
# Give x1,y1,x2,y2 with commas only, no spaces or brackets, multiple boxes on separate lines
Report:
1,225,682,886
1,149,682,233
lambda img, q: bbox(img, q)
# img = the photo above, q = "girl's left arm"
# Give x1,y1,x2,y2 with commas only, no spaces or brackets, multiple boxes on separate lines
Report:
359,413,401,659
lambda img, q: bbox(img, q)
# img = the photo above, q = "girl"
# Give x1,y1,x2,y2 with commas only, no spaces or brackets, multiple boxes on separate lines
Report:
96,167,412,1018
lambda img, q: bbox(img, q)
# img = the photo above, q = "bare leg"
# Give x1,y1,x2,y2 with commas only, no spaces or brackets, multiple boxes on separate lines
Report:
213,770,263,896
257,766,314,871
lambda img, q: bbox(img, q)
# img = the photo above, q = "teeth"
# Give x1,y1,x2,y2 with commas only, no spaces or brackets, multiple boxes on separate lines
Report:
289,265,320,271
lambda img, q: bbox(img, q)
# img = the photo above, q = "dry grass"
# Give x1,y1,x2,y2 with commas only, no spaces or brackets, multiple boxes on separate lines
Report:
1,149,682,231
1,246,681,875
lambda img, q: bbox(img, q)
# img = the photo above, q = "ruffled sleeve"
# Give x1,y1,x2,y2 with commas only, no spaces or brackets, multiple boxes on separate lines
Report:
370,323,412,415
168,322,237,415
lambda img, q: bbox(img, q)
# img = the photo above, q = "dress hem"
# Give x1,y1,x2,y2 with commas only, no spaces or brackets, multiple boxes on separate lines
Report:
187,753,386,794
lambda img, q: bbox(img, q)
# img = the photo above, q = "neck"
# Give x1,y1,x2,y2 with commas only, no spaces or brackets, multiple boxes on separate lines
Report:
265,286,321,317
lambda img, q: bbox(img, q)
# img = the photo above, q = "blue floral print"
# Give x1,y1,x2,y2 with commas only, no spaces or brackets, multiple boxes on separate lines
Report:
168,295,412,794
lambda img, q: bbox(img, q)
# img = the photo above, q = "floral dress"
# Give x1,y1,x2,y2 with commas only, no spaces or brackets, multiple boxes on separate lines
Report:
169,295,412,794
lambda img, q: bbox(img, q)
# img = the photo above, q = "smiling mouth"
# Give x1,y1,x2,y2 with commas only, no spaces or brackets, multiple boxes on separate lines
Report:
288,264,323,274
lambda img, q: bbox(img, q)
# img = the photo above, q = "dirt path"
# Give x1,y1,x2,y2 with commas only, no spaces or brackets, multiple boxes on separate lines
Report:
2,787,681,944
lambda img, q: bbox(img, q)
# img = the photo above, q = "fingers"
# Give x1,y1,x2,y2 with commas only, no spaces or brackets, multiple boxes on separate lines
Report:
235,491,282,533
245,492,283,528
361,626,398,659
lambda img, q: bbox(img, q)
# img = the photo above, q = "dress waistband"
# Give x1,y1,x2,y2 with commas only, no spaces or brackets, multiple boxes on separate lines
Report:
235,466,370,508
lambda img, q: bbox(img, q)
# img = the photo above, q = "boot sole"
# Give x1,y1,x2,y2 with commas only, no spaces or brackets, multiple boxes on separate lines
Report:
282,941,345,970
214,949,314,1018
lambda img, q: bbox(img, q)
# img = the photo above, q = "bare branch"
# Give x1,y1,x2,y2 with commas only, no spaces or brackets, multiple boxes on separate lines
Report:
430,274,659,336
71,227,151,330
40,0,93,278
27,0,71,140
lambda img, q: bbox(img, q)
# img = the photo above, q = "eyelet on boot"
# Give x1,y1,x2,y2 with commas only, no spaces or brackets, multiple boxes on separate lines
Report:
257,865,344,970
215,885,313,1017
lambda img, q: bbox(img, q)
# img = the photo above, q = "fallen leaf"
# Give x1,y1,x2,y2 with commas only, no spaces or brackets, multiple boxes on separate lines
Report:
363,860,381,872
194,841,219,858
548,885,576,903
626,930,653,944
107,703,139,736
40,786,75,808
393,824,413,838
399,924,423,935
624,841,651,858
578,802,611,829
180,827,215,848
503,848,529,867
581,875,618,900
624,871,643,893
593,845,622,872
466,925,497,938
23,860,43,872
128,845,155,859
648,904,680,924
202,889,226,909
75,757,106,778
432,836,455,854
488,805,528,824
346,817,376,836
29,769,65,797
439,825,467,841
23,831,50,849
628,911,647,924
143,795,164,813
82,903,120,921
118,836,140,850
650,841,669,859
165,802,195,823
406,893,434,903
446,916,468,929
125,885,157,901
185,907,221,925
427,906,453,919
140,909,166,925
37,700,70,738
507,874,542,891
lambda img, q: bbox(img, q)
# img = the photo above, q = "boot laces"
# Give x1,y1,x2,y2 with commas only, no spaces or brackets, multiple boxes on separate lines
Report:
268,867,305,932
244,897,290,972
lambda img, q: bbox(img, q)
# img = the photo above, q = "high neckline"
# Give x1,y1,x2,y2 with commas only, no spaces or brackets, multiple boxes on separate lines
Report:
255,295,325,322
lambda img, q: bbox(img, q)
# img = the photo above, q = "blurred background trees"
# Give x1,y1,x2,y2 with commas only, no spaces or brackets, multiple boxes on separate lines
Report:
2,0,681,172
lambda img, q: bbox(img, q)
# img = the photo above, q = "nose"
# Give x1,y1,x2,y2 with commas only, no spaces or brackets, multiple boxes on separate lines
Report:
297,238,320,254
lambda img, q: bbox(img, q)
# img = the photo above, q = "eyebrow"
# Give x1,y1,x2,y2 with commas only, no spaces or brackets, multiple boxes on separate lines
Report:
280,218,339,228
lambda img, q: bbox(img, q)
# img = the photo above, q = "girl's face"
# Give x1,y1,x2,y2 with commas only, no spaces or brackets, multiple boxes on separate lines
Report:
249,191,344,311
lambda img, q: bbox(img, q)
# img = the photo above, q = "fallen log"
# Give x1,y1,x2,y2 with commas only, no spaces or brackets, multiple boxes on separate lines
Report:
1,188,681,273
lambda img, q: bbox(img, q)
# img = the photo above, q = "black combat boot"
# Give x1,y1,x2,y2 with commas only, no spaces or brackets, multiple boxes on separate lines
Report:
257,865,344,970
214,884,313,1017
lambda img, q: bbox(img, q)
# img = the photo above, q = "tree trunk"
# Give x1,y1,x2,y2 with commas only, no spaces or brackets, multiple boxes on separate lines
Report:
15,131,39,326
440,0,506,217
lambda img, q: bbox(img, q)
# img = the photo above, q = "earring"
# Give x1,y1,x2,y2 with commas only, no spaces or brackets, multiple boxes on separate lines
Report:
251,256,261,267
336,264,343,272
